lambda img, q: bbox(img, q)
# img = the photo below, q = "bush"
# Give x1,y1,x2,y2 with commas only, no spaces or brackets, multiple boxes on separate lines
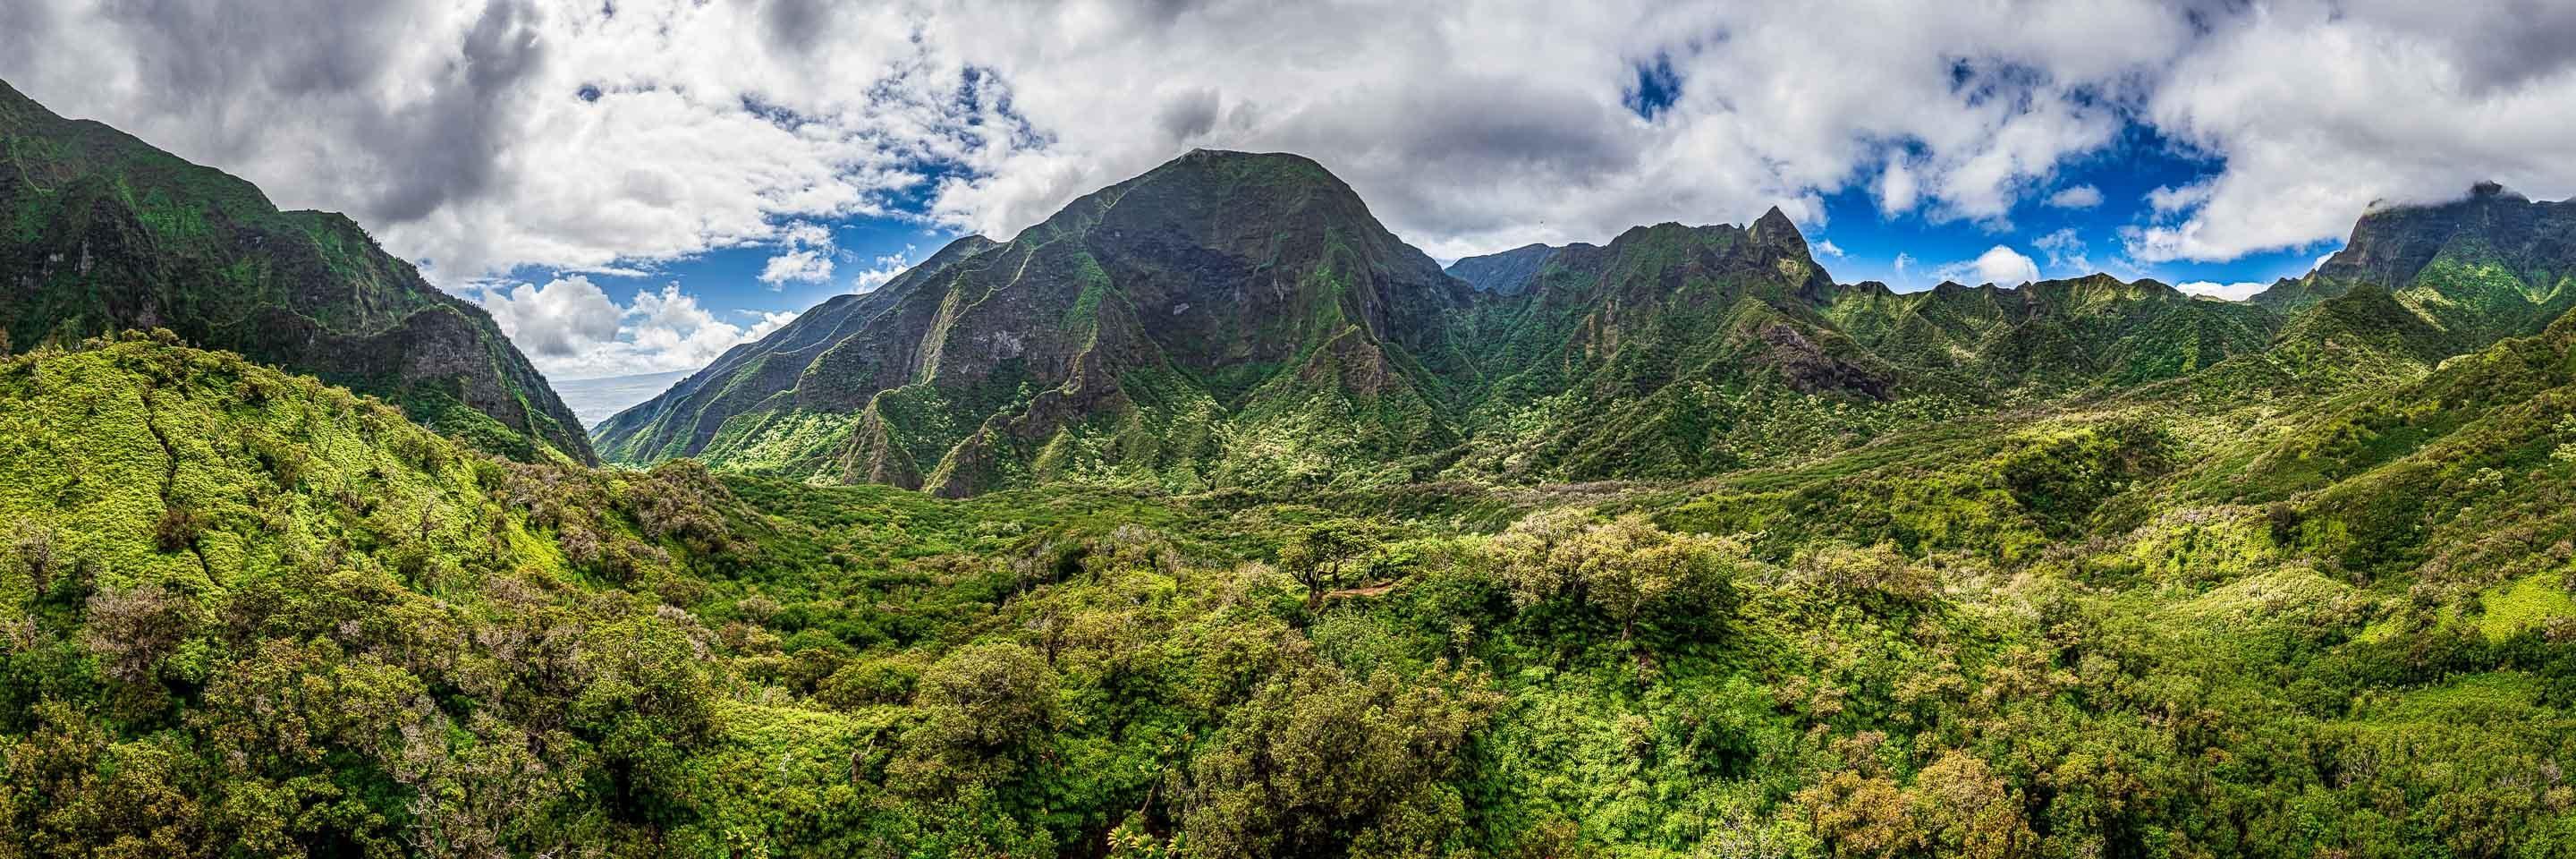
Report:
152,505,209,554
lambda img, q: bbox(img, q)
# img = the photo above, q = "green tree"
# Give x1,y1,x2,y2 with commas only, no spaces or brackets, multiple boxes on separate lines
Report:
1281,519,1375,611
1177,659,1499,858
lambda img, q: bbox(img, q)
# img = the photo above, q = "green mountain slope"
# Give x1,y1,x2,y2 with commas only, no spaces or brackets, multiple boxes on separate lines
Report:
17,333,2576,858
2179,309,2576,589
598,149,1480,496
2252,183,2576,352
615,157,2288,496
1440,215,1936,482
0,81,590,464
1819,275,2280,393
0,334,833,855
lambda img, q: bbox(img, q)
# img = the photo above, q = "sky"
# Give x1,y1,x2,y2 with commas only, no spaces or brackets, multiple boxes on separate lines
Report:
6,0,2575,381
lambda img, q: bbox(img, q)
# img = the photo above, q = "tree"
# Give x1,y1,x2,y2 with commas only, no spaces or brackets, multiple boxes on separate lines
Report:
1797,770,1915,859
1178,659,1498,858
80,583,197,686
894,641,1061,798
1281,519,1374,611
1907,752,2032,859
912,641,1058,752
1487,511,1745,675
9,523,55,598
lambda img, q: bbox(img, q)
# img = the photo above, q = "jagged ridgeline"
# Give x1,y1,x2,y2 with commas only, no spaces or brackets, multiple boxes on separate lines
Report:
2253,183,2576,346
0,81,591,464
597,149,1482,495
597,151,2283,493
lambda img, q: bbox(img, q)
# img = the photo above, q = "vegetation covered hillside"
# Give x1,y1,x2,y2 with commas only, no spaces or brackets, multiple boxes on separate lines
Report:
595,149,1480,496
7,329,2576,857
2251,182,2576,352
0,81,590,464
602,155,2297,495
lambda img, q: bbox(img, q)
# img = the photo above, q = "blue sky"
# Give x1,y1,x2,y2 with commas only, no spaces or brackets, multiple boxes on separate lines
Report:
10,0,2569,382
1802,131,2335,295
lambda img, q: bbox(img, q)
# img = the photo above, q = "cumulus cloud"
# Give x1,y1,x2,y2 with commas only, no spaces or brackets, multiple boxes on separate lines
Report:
2134,1,2576,261
2044,184,2103,208
477,276,622,358
758,220,839,287
2177,280,2270,301
479,276,792,379
4,0,2571,285
1940,246,2042,286
1813,240,1845,259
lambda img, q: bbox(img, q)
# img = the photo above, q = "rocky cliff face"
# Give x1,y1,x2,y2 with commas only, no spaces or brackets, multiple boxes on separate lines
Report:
0,80,591,464
2252,184,2576,351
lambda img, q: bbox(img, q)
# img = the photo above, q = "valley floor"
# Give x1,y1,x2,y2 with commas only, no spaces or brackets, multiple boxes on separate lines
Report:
3,331,2574,857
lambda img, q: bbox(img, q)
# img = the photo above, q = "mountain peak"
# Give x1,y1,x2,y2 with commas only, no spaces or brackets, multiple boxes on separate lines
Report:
1751,206,1804,249
1169,148,1329,174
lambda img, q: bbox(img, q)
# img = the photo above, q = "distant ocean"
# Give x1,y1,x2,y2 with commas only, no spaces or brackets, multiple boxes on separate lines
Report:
552,370,692,429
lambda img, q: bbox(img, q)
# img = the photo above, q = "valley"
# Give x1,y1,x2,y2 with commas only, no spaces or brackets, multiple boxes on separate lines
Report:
3,79,2574,858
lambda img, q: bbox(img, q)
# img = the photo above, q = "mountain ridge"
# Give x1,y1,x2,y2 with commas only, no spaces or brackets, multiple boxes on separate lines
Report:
0,80,593,464
602,152,2346,493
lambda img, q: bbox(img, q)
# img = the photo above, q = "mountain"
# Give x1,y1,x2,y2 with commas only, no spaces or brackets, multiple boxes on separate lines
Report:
2251,183,2576,353
1438,214,1919,481
1818,274,2279,392
597,149,1478,495
14,157,2576,859
601,154,2324,493
2202,307,2576,580
1444,242,1561,296
0,80,591,464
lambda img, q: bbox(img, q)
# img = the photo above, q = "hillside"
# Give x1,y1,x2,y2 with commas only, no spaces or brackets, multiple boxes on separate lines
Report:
596,150,1479,496
2252,183,2576,353
604,157,2291,494
11,330,2576,857
0,81,590,464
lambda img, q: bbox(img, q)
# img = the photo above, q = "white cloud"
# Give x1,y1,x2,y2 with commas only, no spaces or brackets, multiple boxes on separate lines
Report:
2177,280,2270,301
476,276,622,358
1813,239,1845,259
2145,181,2216,214
1939,245,2041,286
4,0,2571,279
757,220,838,287
1876,159,1920,217
478,276,792,379
2134,2,2576,261
758,250,835,286
851,246,917,293
2032,228,2092,274
2044,184,2103,208
0,0,2189,276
